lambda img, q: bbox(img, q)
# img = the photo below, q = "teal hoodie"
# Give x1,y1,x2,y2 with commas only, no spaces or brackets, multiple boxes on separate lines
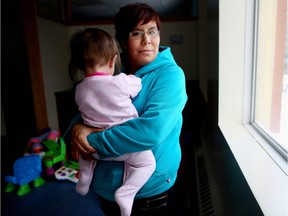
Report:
70,46,187,201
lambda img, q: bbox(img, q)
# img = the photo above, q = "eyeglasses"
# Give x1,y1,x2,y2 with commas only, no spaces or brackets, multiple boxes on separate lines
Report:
128,29,160,39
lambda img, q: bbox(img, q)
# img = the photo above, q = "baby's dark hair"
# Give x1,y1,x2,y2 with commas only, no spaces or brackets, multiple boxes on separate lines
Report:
69,28,121,83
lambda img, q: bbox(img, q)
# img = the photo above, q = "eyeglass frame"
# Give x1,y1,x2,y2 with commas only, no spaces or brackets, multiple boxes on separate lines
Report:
128,28,161,40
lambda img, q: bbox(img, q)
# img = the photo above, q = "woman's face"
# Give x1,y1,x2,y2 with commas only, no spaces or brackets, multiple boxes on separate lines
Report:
126,20,160,73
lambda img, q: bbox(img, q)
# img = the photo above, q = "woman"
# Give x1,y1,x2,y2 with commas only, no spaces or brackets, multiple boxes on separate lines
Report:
69,27,155,216
67,3,187,216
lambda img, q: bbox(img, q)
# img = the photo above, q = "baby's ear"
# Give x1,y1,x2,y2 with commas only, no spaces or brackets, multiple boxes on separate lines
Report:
110,54,118,68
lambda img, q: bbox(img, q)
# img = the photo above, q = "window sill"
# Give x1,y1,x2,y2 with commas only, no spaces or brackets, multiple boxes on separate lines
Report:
219,123,288,216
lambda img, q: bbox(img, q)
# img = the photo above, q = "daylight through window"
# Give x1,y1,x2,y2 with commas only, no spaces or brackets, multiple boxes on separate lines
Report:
252,0,288,158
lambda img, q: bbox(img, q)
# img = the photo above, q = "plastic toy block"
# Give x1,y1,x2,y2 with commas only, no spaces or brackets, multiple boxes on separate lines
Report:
4,183,16,193
17,184,31,196
43,139,59,151
64,160,80,170
33,177,45,187
45,167,55,176
42,137,66,176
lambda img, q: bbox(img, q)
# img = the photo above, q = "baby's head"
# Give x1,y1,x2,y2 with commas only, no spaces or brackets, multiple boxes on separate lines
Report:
69,28,121,83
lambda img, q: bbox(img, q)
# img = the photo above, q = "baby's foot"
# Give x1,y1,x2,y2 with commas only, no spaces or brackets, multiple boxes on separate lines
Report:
115,187,135,216
76,159,96,196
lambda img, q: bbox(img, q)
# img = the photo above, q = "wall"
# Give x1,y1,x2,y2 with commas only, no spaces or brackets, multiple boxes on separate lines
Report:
37,18,199,131
37,18,74,131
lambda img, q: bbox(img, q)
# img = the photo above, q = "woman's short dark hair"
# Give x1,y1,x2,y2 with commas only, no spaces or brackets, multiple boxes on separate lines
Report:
114,3,161,49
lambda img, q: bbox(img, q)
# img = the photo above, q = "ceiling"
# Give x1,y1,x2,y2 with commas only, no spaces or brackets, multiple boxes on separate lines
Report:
72,0,196,19
37,0,197,24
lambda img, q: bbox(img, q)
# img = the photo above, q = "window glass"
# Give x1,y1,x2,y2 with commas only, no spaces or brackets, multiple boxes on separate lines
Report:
253,0,288,156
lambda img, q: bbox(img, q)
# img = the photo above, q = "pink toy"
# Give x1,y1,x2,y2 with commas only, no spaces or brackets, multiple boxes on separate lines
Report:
47,130,60,141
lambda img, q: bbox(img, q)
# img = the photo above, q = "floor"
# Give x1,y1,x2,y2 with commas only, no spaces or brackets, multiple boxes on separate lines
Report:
2,180,105,216
1,172,196,216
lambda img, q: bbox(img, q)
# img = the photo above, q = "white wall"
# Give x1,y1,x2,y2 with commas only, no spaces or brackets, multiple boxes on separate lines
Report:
161,21,199,80
37,18,199,131
37,18,73,131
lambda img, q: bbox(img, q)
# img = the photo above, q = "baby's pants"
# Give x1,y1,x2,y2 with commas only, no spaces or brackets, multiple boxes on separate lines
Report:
77,150,156,216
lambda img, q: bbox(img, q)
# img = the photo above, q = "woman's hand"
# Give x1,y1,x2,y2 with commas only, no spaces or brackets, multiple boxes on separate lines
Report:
70,123,104,159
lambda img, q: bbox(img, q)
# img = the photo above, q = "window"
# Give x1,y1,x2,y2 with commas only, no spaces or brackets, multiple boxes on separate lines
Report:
219,0,288,215
252,0,288,159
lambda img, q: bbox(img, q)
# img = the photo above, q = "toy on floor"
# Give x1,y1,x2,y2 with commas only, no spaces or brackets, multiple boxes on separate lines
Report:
4,154,45,196
54,160,80,183
42,137,66,176
24,127,60,156
23,128,66,177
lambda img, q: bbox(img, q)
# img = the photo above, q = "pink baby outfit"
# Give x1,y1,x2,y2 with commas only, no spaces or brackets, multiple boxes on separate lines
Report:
75,72,141,128
75,72,156,216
